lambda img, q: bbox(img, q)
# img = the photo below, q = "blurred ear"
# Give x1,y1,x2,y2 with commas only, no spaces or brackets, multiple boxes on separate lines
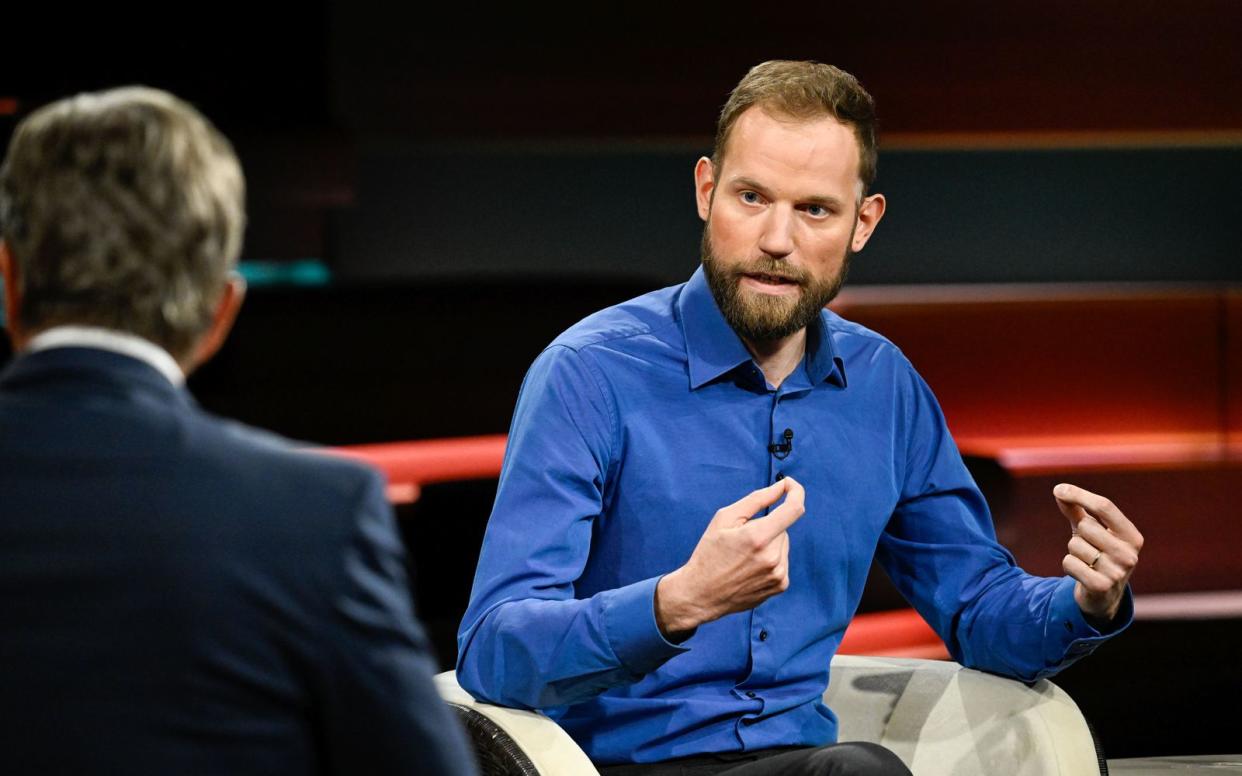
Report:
694,156,716,222
184,273,246,373
0,240,27,349
851,193,886,253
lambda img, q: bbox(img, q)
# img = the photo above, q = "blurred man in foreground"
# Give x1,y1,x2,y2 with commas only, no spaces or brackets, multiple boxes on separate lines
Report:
0,87,475,775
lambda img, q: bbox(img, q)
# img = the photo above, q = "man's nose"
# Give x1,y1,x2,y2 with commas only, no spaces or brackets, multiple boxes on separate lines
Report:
757,204,795,259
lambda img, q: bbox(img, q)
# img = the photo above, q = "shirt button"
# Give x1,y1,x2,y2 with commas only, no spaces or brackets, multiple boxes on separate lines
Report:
1064,621,1074,632
775,473,785,481
746,691,757,698
759,630,769,641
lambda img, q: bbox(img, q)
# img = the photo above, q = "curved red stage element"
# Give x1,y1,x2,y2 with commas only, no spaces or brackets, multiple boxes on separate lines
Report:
330,434,508,503
838,609,948,659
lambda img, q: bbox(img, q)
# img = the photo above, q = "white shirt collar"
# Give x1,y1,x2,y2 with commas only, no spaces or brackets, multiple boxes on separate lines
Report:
26,326,186,386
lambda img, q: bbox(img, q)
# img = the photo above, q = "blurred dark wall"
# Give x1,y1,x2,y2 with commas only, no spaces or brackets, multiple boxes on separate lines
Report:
331,144,1242,285
327,1,1242,137
4,1,1240,276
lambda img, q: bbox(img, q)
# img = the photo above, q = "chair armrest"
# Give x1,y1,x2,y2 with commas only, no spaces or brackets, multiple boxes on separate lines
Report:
825,654,1104,776
435,657,1104,776
434,671,599,775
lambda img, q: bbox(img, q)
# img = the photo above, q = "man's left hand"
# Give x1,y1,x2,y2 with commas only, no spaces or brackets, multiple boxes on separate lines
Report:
1054,483,1144,623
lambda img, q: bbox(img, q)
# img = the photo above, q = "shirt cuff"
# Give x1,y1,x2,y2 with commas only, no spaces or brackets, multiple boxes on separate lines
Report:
1046,576,1134,661
600,575,690,676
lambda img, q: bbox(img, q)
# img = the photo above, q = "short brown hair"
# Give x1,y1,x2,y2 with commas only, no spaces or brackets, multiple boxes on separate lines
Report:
0,86,245,360
712,60,878,193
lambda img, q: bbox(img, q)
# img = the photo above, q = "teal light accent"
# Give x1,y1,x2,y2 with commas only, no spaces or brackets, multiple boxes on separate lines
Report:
0,261,330,324
237,259,332,287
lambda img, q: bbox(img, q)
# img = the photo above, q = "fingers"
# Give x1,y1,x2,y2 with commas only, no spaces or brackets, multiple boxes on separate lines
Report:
746,477,806,544
1054,486,1089,529
1055,483,1142,622
712,478,794,528
1067,534,1105,569
1064,545,1133,598
1061,486,1142,578
1071,517,1129,560
752,531,792,597
1067,523,1140,579
1062,553,1113,596
1054,483,1144,549
1063,536,1120,594
775,530,791,591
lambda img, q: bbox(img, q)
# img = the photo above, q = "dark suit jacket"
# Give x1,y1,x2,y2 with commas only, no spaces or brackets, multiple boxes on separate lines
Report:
0,346,476,775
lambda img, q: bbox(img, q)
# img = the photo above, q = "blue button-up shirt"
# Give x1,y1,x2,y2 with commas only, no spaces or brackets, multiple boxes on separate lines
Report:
457,267,1129,765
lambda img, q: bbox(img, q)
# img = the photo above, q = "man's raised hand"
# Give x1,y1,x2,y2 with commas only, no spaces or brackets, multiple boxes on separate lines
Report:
655,478,806,640
1055,483,1143,623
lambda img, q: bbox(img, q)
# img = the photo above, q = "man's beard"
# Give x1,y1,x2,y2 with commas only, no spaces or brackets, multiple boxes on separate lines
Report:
700,228,851,343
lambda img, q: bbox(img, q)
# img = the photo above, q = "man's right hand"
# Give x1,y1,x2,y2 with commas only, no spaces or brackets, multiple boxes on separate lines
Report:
655,477,806,640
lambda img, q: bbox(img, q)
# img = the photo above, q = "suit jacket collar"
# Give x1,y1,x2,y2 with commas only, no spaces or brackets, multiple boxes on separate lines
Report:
0,346,192,409
26,326,185,386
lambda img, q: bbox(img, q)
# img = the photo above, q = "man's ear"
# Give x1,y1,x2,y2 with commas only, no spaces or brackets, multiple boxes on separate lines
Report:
184,273,246,374
694,156,716,222
851,193,887,253
0,240,27,349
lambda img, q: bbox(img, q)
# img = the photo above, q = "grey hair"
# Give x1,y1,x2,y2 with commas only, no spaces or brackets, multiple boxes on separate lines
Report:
0,86,245,360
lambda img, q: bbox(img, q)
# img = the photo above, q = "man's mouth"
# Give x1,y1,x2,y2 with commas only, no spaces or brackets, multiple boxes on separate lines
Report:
741,271,800,287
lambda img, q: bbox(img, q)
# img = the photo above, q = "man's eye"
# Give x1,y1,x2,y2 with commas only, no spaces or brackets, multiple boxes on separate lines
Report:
805,204,829,217
741,191,761,204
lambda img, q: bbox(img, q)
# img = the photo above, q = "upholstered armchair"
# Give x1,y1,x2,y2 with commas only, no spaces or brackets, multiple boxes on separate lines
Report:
435,654,1106,776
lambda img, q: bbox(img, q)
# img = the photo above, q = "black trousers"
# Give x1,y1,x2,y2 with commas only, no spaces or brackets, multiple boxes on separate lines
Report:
597,743,912,776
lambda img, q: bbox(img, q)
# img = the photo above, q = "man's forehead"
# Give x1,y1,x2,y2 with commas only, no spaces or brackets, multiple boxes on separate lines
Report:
720,107,864,199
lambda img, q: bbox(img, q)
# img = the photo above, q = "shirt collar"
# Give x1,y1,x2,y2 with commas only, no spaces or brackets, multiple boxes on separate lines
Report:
677,266,846,390
26,326,186,386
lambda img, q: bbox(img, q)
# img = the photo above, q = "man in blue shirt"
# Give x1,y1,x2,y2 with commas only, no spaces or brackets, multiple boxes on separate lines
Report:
457,61,1143,775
